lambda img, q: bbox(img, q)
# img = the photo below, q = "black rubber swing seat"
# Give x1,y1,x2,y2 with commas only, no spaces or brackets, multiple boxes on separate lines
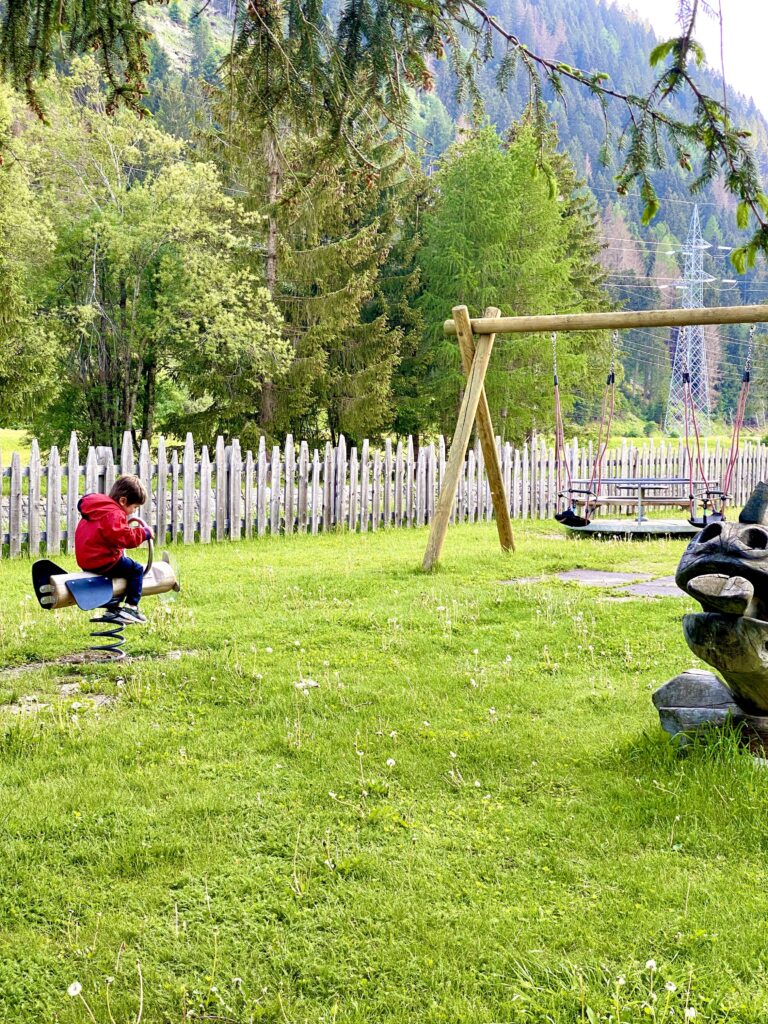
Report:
555,508,592,528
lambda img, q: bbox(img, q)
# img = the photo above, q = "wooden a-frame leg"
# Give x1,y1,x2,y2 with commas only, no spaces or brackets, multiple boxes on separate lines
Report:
422,305,502,571
454,306,515,554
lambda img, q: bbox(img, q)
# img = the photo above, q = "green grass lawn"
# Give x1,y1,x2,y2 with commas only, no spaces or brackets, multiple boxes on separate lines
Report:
1,523,766,1023
0,428,30,465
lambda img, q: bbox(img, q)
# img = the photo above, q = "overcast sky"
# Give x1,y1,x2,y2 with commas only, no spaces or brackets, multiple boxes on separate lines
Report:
615,0,767,116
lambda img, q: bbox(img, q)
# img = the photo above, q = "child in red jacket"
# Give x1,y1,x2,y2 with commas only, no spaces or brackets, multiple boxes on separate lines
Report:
75,475,154,625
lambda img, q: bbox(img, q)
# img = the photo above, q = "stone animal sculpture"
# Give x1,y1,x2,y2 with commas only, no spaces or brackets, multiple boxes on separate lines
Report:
675,481,768,715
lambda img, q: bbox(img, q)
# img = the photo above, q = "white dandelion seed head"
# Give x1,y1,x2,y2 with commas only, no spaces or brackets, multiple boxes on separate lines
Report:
665,982,677,993
449,751,457,759
386,758,396,768
265,647,273,653
684,1009,696,1020
67,982,82,998
646,959,657,970
616,977,626,987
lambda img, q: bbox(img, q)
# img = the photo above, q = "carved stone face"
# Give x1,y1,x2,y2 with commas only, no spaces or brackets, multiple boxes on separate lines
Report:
676,487,768,714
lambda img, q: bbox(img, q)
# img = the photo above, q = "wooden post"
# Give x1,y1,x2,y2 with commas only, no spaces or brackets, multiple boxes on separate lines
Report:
121,431,134,476
28,440,41,557
138,439,152,523
229,438,242,540
322,442,333,533
270,445,281,534
348,446,359,531
183,433,195,543
360,439,370,532
257,438,267,538
453,306,514,549
298,441,309,533
372,448,381,531
384,439,392,527
284,435,295,535
156,437,168,545
9,453,22,558
171,450,180,543
422,307,501,571
311,448,321,535
199,448,211,544
244,449,255,540
67,432,79,554
85,446,98,494
215,436,226,541
46,446,61,556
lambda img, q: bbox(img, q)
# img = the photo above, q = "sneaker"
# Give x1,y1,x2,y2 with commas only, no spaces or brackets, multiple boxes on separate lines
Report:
120,605,148,625
99,607,124,624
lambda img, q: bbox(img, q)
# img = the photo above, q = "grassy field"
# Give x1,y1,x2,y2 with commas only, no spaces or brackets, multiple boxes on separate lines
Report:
0,428,30,465
1,523,767,1023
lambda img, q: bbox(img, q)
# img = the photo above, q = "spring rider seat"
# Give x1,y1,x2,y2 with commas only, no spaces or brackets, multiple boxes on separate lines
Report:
31,517,180,657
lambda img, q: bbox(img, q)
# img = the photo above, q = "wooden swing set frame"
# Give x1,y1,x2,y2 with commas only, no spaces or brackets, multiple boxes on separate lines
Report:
422,302,768,571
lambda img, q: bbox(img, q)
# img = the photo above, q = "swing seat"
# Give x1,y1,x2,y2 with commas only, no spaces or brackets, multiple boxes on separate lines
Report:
555,508,592,528
688,509,725,529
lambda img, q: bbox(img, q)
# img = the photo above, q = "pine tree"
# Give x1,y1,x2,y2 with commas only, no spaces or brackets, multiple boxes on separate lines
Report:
264,133,405,445
416,122,610,443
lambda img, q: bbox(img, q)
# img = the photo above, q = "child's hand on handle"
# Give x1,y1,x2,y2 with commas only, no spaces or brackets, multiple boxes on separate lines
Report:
144,527,155,541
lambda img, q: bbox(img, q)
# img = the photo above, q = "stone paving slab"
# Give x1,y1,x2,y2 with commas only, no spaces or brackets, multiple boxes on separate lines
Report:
619,576,681,598
555,569,652,586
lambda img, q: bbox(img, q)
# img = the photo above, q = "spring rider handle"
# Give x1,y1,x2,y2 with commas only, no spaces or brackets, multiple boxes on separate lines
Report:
128,515,154,577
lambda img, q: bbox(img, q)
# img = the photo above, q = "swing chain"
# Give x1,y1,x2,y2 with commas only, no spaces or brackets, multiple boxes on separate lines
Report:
746,324,756,375
551,332,558,381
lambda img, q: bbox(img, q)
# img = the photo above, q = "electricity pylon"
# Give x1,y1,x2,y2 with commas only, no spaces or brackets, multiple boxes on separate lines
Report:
664,205,713,433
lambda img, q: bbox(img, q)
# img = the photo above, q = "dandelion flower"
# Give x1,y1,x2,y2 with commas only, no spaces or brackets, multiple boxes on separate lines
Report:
265,647,273,654
646,959,657,970
386,758,396,768
665,982,677,993
684,1009,696,1020
474,780,481,788
473,648,479,655
616,977,626,987
489,707,497,716
449,751,457,759
389,730,398,739
67,982,82,998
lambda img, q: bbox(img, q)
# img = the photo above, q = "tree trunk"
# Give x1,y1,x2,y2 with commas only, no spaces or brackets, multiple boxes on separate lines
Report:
259,126,282,432
141,353,157,444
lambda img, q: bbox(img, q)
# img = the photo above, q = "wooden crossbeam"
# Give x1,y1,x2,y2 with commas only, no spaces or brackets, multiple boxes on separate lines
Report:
443,303,768,337
422,306,512,571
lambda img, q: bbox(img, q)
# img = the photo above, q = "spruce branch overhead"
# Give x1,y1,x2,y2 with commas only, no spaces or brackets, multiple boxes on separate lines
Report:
1,0,766,262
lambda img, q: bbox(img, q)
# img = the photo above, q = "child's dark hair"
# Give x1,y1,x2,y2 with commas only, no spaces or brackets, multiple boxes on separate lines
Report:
110,474,148,507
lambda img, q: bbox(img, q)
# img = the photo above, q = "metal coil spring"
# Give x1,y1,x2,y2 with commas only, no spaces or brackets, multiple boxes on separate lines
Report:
89,615,126,658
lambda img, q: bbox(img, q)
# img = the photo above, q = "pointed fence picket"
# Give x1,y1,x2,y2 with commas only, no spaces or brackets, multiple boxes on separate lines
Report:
3,432,768,555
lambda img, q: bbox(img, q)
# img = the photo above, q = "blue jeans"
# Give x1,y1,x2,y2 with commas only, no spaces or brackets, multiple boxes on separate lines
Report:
97,555,144,607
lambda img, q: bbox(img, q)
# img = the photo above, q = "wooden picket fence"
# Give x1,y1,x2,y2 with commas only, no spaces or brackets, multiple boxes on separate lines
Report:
1,430,767,558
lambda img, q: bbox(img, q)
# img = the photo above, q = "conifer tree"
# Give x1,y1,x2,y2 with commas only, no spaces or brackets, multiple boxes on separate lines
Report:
416,122,610,443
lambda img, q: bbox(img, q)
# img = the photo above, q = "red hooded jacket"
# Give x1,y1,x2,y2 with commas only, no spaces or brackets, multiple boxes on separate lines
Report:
75,494,150,571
